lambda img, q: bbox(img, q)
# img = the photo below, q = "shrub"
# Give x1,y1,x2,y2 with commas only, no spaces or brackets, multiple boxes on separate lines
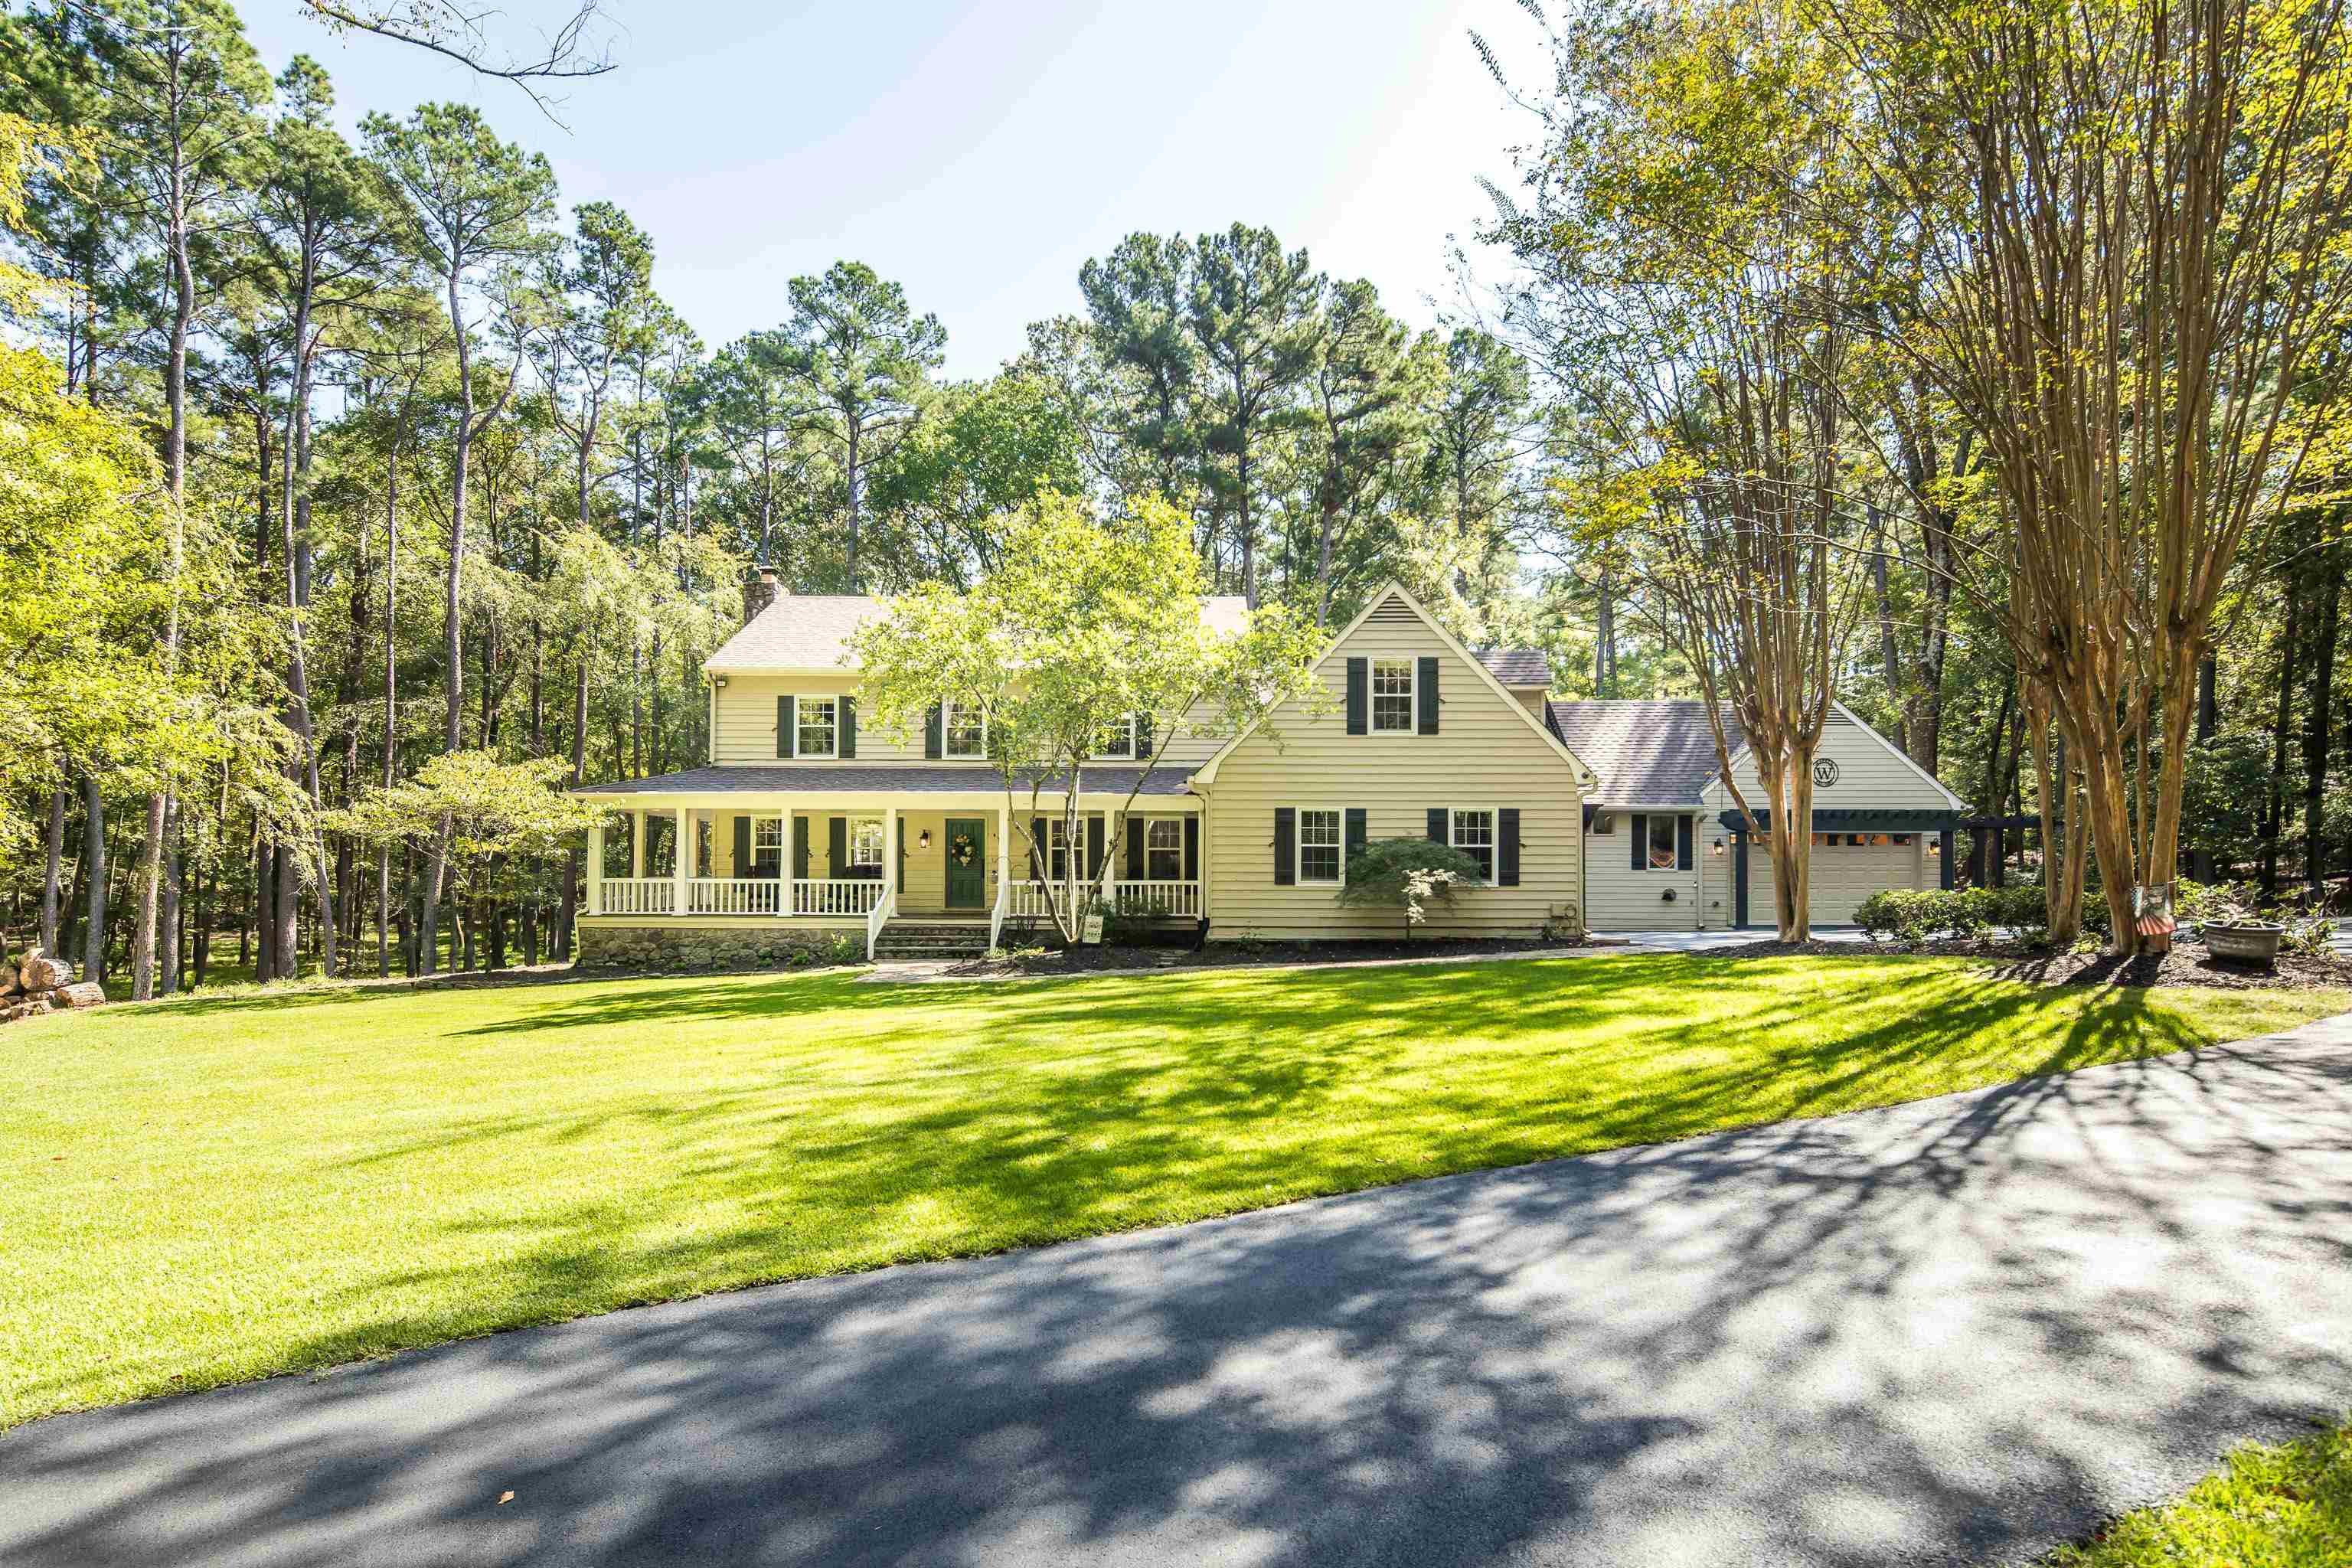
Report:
1334,837,1487,939
1854,887,2017,945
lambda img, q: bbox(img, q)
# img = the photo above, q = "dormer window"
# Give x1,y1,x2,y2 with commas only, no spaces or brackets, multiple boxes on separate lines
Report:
943,701,987,760
1096,714,1137,760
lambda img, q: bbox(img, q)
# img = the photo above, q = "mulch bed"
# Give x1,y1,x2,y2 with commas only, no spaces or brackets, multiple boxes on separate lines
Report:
1703,937,2352,991
941,934,1584,978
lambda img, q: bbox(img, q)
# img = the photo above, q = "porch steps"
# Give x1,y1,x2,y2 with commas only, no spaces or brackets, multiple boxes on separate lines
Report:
871,920,994,961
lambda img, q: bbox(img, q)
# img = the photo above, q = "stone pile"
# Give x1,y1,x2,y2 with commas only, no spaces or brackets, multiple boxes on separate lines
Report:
2,948,106,1023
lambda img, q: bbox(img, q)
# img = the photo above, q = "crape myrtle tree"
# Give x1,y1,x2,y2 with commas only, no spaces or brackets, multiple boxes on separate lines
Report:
848,491,1325,944
1831,0,2352,950
1491,0,1874,939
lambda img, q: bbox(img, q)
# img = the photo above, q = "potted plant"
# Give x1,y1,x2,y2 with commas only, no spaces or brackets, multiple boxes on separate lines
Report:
2200,900,2285,964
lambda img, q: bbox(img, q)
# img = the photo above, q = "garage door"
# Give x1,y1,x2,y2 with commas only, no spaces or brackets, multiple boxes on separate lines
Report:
1759,835,1921,926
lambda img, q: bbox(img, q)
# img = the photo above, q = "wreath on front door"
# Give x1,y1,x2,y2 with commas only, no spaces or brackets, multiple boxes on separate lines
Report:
949,831,977,867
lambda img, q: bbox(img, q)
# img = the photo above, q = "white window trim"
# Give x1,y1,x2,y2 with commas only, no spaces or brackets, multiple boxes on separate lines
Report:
1096,713,1138,760
1368,655,1417,734
795,694,840,760
942,700,988,760
1295,805,1345,887
1642,812,1683,873
1448,807,1498,880
849,815,886,868
1145,817,1183,881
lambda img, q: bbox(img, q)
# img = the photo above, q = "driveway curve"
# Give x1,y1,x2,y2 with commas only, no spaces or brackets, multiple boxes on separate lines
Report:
5,1014,2349,1567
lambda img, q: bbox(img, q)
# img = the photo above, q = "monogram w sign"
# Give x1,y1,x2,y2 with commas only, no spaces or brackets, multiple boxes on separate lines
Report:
1813,757,1840,788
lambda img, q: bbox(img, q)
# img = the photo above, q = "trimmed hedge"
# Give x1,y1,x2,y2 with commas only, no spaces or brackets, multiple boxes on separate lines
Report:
1854,885,2053,944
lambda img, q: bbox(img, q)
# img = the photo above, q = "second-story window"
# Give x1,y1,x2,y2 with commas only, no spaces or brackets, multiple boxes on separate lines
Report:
1096,714,1137,759
796,696,839,758
943,701,987,759
1371,659,1415,732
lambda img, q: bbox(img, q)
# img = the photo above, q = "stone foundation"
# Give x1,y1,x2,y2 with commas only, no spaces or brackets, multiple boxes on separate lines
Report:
575,923,867,973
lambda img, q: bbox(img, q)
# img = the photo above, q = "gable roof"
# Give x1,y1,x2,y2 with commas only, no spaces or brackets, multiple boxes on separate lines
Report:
1473,648,1553,688
1191,581,1596,788
1547,700,1741,806
706,593,1255,674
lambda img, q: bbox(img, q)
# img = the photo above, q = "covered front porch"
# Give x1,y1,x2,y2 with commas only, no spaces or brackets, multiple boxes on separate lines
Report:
578,783,1204,959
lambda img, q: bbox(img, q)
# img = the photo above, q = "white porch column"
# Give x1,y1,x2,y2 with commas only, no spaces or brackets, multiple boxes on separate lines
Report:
885,806,899,899
630,810,645,877
672,805,691,916
780,807,796,916
998,802,1010,902
586,820,605,917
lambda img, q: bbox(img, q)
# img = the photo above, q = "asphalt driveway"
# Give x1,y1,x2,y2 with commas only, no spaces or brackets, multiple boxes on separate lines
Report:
5,1014,2350,1567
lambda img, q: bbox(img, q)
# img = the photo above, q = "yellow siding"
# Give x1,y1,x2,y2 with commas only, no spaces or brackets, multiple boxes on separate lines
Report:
1584,812,1704,930
1702,710,1955,813
711,675,1227,769
1200,593,1585,939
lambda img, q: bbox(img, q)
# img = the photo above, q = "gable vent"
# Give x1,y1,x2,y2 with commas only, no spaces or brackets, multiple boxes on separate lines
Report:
1363,594,1419,625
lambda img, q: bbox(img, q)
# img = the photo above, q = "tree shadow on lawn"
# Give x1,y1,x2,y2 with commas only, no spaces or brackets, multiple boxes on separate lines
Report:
7,1021,2348,1568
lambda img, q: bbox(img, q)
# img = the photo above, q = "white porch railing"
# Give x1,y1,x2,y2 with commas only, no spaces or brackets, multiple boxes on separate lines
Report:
1001,879,1200,921
1109,880,1201,919
865,884,897,961
598,877,676,916
795,877,886,917
689,877,782,916
989,877,1010,952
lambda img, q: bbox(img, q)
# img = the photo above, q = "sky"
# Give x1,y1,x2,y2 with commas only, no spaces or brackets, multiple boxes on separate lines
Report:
229,0,1552,381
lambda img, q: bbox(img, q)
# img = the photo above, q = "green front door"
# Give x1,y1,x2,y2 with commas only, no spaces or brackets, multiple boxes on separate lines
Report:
944,818,986,910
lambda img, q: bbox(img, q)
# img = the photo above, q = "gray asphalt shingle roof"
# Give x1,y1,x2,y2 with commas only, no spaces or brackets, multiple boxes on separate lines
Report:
1545,700,1744,805
1474,648,1553,688
707,594,1254,671
577,763,1200,797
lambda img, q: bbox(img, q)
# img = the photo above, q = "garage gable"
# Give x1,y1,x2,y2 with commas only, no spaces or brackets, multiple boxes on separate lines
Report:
1702,701,1964,815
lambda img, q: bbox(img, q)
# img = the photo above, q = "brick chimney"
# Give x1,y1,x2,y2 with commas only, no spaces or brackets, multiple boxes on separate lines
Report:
741,563,779,626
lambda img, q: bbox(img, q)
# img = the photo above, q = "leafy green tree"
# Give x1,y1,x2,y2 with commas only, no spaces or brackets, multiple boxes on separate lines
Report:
1304,279,1436,626
774,260,945,589
867,371,1088,588
848,491,1323,942
1077,233,1201,505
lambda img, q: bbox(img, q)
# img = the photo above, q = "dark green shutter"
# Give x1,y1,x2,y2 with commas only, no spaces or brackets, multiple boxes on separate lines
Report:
840,696,858,758
792,817,811,880
1630,813,1647,871
828,816,847,874
925,704,942,759
779,695,794,758
1345,658,1368,734
1499,808,1520,887
1273,808,1296,885
1125,817,1145,880
1427,808,1447,845
733,815,750,876
1344,808,1367,879
1183,817,1198,880
1086,815,1105,880
1416,656,1439,734
1677,815,1694,871
1031,816,1047,879
1135,713,1155,760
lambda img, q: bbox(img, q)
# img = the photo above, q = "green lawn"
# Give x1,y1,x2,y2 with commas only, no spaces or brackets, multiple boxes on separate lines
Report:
2045,1419,2350,1566
2,953,2341,1429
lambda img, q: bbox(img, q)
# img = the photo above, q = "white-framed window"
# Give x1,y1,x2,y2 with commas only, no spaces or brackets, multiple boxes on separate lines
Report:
1047,818,1075,882
1647,815,1678,871
1370,658,1415,733
1096,714,1137,760
850,816,885,868
943,701,987,760
1451,808,1496,880
1146,818,1184,880
795,696,839,758
1298,808,1343,885
752,815,783,873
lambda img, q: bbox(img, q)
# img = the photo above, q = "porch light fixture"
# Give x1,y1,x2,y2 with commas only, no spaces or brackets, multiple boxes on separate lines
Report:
1710,837,1725,856
918,829,932,850
710,675,729,690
